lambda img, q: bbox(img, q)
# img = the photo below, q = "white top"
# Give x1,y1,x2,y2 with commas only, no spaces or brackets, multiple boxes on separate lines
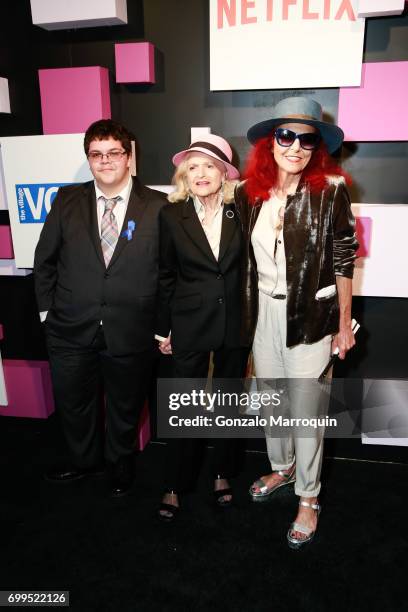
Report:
95,173,133,236
193,194,224,261
251,193,287,296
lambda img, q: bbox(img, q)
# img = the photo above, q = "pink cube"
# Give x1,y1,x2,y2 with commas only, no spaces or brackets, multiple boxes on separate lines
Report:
38,66,111,135
338,62,408,142
0,360,55,419
0,355,151,448
0,226,14,258
355,217,372,258
137,401,151,450
115,42,155,84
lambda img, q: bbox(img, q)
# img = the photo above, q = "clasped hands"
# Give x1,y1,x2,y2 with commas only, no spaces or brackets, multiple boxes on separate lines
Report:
158,335,172,355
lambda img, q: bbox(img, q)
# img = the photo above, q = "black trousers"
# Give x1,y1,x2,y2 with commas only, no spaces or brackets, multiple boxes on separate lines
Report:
46,326,154,468
164,346,249,491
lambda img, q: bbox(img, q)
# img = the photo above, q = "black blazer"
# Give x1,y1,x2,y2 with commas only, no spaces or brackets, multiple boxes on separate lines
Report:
156,198,243,352
34,177,167,355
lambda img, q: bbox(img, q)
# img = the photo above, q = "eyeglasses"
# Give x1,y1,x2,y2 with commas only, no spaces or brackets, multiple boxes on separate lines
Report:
275,128,320,151
87,149,127,162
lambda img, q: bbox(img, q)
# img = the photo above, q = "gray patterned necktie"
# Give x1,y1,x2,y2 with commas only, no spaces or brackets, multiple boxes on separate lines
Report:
100,196,121,267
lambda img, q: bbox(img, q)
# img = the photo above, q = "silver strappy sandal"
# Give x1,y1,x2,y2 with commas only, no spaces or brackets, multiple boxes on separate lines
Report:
287,499,321,550
249,463,296,502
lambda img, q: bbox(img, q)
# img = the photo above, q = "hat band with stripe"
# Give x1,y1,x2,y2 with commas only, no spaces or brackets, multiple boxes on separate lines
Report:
188,141,230,164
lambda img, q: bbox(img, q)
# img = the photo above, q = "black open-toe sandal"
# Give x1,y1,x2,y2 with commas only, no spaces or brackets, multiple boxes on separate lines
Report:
214,476,233,508
158,489,179,522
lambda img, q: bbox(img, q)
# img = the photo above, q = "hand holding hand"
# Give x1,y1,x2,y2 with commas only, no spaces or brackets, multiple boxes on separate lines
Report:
158,335,172,355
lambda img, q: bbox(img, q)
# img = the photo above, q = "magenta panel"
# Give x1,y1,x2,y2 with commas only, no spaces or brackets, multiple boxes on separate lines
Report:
137,401,151,450
355,217,372,258
115,42,156,84
0,354,151,444
38,67,111,134
0,360,55,419
338,62,408,141
0,226,14,258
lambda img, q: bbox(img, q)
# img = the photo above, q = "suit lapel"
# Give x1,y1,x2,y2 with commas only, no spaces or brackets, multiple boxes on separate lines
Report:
218,203,238,263
108,177,148,269
181,198,218,265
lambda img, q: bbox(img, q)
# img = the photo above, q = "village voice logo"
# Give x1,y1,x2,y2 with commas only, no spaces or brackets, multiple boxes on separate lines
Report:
15,183,72,223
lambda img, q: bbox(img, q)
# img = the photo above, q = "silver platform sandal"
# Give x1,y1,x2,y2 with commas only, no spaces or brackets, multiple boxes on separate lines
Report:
287,499,321,550
249,463,296,502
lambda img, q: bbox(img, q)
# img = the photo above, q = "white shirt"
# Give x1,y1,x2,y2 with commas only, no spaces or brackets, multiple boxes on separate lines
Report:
40,174,133,323
95,173,133,236
251,193,287,296
193,194,224,261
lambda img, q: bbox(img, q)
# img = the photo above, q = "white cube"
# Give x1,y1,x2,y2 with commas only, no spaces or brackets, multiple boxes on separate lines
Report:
30,0,127,30
191,127,211,142
358,0,405,18
0,78,11,114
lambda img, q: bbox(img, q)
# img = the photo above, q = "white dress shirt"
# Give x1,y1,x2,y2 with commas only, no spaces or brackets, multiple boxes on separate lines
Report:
193,194,224,261
95,173,133,237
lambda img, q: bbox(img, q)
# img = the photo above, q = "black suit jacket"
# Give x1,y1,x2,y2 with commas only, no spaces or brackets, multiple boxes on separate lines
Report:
34,177,167,355
156,198,243,352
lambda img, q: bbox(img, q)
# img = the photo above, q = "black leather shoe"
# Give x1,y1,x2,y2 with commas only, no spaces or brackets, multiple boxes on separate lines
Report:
110,459,134,498
44,465,105,483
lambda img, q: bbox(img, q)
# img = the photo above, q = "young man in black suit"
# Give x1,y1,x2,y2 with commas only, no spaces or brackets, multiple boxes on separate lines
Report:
34,120,167,496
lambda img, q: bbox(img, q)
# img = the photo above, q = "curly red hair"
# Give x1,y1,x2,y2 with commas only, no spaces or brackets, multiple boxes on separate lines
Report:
243,134,351,204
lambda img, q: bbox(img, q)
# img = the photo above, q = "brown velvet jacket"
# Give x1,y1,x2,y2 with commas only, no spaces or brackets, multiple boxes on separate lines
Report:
235,177,359,348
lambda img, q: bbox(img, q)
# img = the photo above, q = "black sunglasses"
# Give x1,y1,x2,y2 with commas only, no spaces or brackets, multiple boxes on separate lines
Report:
275,128,321,151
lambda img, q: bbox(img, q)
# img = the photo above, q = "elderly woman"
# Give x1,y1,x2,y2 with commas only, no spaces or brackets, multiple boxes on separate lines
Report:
155,134,248,521
236,97,358,548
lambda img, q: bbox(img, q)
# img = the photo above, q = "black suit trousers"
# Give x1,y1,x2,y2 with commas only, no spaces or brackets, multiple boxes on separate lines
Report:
46,325,154,467
164,346,249,491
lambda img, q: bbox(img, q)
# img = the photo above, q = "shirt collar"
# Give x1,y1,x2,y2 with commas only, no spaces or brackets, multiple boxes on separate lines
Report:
193,193,224,214
95,173,132,203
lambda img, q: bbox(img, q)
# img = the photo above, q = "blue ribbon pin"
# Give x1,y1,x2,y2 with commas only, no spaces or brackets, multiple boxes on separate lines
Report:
122,220,136,241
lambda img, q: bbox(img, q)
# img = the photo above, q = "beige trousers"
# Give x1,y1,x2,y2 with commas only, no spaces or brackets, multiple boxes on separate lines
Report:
253,291,332,497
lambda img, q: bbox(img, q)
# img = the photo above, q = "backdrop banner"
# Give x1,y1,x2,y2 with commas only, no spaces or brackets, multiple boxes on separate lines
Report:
0,134,92,269
210,0,365,90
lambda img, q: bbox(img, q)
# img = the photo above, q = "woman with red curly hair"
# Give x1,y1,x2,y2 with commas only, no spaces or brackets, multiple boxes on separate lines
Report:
235,97,358,549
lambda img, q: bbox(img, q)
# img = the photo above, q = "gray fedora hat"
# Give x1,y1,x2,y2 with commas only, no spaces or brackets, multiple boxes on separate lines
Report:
247,96,344,154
